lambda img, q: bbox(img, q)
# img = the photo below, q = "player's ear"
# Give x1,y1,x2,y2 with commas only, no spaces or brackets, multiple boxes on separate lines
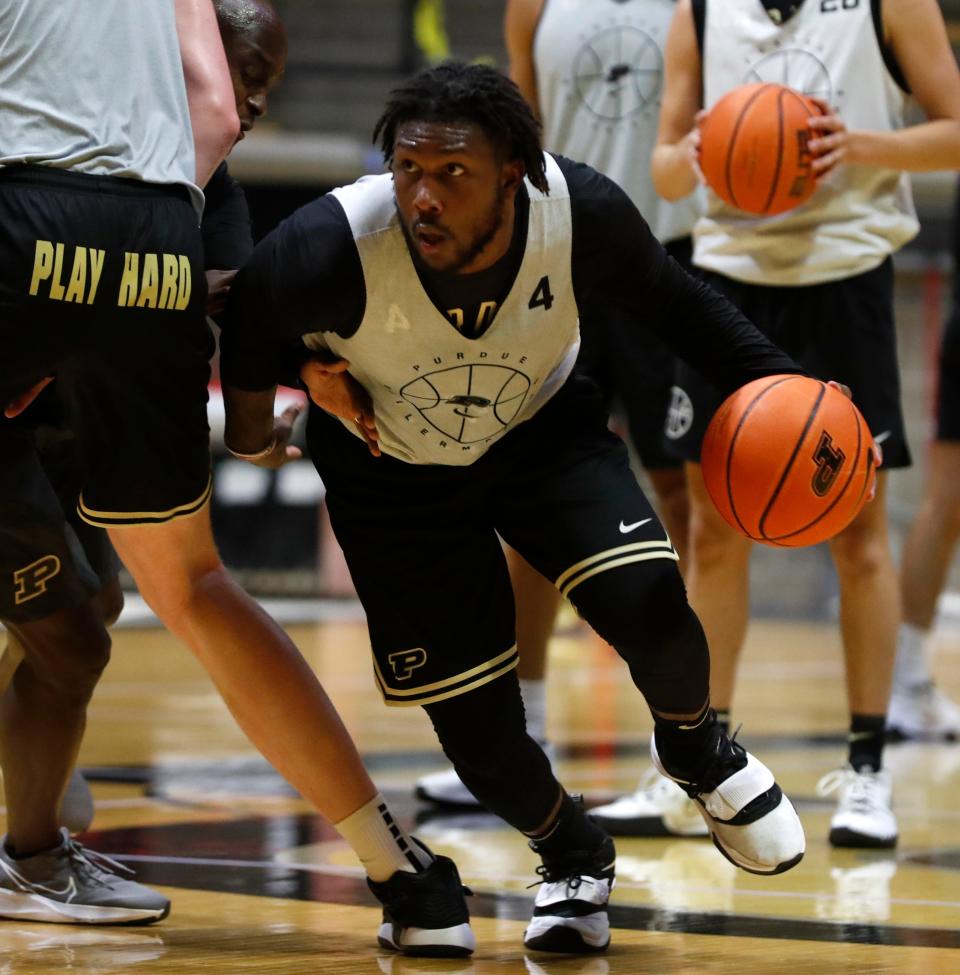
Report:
501,158,525,195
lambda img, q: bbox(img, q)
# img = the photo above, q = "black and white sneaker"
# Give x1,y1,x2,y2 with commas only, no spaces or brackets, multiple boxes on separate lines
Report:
367,846,475,958
524,836,616,954
652,726,805,876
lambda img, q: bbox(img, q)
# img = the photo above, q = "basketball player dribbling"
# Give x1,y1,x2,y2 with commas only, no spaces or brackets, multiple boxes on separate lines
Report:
220,60,818,954
0,2,473,955
413,0,709,837
648,0,960,847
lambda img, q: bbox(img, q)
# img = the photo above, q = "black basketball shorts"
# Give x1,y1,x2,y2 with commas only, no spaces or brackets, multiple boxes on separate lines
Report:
308,378,679,707
937,303,960,442
666,258,911,469
577,237,692,470
0,165,213,528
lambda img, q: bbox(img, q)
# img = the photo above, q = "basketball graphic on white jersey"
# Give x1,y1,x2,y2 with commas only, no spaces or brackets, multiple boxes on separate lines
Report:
746,48,834,104
400,365,531,443
573,25,662,121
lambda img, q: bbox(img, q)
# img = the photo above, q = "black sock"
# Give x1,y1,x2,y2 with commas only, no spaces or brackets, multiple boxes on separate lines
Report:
714,709,731,736
653,701,717,780
526,792,608,859
848,713,886,772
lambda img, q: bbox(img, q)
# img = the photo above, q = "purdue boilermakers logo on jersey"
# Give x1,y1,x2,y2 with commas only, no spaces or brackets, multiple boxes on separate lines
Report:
13,555,61,605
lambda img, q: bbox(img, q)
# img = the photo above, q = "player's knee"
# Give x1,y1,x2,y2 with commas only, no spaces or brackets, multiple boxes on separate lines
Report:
690,508,750,571
98,580,125,628
829,518,891,577
16,614,111,700
575,558,690,656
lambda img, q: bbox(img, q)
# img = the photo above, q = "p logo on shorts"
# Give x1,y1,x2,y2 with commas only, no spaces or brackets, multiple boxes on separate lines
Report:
13,555,61,605
388,648,428,681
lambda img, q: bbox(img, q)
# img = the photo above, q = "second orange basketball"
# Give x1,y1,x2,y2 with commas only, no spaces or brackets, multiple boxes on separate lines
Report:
699,83,821,216
700,375,877,548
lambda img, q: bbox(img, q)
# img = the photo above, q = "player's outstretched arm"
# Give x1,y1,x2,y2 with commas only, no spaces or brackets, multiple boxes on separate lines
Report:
652,0,703,201
176,0,240,187
504,0,545,112
809,0,960,174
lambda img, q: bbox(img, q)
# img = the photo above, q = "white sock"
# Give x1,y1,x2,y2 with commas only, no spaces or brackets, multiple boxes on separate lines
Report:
894,623,934,688
333,793,432,882
519,677,548,743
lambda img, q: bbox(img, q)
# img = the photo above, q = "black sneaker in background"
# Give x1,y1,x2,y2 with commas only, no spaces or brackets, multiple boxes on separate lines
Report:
524,835,616,954
367,848,475,957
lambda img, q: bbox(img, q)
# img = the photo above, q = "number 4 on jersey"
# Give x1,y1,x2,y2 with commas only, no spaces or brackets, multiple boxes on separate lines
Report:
528,275,554,312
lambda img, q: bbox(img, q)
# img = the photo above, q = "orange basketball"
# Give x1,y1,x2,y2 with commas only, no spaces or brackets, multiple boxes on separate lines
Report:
699,83,821,216
701,375,876,547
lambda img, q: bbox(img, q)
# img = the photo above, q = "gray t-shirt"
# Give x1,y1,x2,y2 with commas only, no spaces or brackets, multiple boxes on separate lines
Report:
0,0,202,214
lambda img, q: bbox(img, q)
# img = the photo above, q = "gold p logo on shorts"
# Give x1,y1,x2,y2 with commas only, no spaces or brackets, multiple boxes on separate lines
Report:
388,648,428,681
13,555,61,605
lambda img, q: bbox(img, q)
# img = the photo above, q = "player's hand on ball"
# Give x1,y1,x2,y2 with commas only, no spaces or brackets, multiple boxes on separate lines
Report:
827,379,880,495
300,357,381,457
806,99,849,177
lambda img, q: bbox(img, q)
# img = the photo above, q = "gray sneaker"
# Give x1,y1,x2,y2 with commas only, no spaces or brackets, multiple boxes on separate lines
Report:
0,829,169,924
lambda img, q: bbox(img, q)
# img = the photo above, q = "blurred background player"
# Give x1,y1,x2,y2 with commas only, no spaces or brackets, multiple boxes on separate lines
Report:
645,0,960,848
891,177,960,739
414,0,706,837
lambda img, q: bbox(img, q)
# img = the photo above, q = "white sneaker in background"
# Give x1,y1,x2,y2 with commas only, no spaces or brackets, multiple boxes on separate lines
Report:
817,767,898,849
887,681,960,740
588,767,708,837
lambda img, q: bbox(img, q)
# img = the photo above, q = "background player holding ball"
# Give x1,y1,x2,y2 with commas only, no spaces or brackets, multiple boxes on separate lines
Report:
635,0,960,848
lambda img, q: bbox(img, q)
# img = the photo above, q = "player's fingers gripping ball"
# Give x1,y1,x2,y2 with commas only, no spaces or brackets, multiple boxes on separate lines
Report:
698,82,822,216
700,375,877,547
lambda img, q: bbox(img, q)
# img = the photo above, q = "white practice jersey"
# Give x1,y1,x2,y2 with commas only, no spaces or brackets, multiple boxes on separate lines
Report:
696,0,918,285
534,0,702,244
0,0,201,214
313,153,580,466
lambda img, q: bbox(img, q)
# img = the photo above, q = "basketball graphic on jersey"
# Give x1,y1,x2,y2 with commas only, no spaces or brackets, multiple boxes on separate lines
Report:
572,25,662,121
745,48,834,104
400,364,531,443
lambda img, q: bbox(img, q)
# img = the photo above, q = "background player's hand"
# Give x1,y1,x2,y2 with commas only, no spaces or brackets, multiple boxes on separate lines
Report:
300,357,381,457
4,376,53,419
828,379,881,495
205,268,238,317
806,99,855,177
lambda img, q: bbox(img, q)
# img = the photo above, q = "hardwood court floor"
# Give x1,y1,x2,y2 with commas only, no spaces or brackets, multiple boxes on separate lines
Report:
2,606,960,974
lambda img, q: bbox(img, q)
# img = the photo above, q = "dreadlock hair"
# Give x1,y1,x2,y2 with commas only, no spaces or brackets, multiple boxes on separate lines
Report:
373,61,548,194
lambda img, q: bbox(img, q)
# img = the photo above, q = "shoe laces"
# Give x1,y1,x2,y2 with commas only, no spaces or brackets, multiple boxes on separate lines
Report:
684,724,746,796
530,862,593,896
816,767,886,814
64,838,135,885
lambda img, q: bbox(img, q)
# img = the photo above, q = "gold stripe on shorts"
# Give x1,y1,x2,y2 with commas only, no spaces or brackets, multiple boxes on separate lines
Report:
557,540,679,598
77,475,212,527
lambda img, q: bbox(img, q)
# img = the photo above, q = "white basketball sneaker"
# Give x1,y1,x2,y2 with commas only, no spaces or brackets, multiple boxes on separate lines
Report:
589,767,708,837
817,766,898,849
651,728,805,875
887,681,960,740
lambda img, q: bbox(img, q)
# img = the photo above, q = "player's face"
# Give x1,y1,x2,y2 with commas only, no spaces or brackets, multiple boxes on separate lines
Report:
222,12,288,141
392,121,524,274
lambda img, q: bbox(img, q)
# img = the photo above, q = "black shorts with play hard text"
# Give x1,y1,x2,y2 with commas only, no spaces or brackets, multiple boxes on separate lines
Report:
666,258,911,469
308,376,680,708
0,165,213,528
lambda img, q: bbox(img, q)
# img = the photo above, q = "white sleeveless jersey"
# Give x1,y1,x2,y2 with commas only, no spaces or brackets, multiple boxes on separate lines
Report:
534,0,702,243
696,0,918,285
311,154,580,466
0,0,200,214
